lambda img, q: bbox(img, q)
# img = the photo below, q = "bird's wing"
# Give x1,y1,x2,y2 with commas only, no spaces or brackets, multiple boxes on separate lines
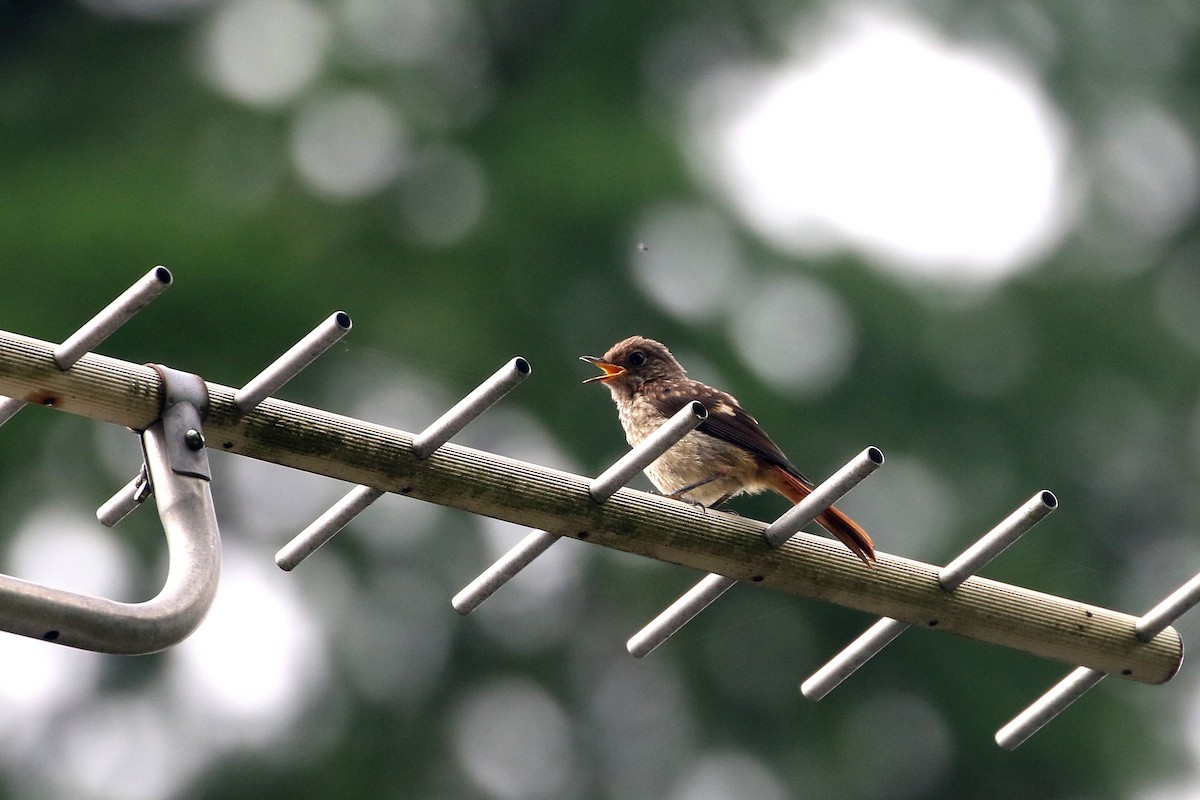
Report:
643,379,814,488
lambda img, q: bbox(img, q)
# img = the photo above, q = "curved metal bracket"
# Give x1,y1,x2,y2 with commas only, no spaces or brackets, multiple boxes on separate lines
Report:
0,367,221,654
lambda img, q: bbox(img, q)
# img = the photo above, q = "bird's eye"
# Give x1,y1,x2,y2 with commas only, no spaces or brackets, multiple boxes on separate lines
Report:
629,351,646,367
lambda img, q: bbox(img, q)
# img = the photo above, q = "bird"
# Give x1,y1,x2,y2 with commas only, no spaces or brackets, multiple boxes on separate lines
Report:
581,335,875,566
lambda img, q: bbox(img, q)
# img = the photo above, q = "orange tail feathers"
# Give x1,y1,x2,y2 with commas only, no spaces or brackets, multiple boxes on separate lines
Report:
765,464,876,567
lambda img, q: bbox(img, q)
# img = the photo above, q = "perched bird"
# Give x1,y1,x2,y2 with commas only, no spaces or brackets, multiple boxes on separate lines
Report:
581,335,875,566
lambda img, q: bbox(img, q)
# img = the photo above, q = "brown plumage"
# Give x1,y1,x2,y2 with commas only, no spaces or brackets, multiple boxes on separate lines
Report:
582,335,875,566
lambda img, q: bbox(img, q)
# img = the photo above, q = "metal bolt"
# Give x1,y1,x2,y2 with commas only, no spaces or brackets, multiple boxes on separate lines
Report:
184,429,205,451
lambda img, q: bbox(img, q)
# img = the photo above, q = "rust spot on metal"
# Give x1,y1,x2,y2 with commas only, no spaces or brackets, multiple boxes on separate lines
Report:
25,392,59,407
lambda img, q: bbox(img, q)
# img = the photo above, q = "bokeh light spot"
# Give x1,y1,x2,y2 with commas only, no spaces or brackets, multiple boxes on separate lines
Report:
667,751,789,800
53,693,204,800
469,517,586,654
0,635,101,730
7,507,132,601
451,677,576,800
340,570,454,705
586,655,696,800
290,90,408,199
201,0,330,108
728,273,856,396
629,202,744,322
1093,99,1199,240
398,145,488,246
341,0,469,66
169,547,329,746
690,8,1070,283
851,454,960,559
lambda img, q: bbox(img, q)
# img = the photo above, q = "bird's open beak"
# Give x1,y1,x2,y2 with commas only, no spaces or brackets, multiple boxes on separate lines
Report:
580,355,626,384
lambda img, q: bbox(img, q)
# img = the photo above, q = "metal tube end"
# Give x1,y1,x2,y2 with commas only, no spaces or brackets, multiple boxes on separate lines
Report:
995,667,1106,750
764,446,884,549
625,573,736,658
412,356,533,458
939,489,1059,592
626,629,660,659
275,485,384,571
800,617,910,701
53,266,175,369
589,402,707,503
451,529,560,614
234,311,354,413
97,470,151,528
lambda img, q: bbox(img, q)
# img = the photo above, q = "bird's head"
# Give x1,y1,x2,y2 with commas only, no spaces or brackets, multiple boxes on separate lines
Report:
581,336,685,395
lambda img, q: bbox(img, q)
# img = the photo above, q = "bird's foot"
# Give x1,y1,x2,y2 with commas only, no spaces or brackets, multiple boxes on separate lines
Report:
666,491,709,513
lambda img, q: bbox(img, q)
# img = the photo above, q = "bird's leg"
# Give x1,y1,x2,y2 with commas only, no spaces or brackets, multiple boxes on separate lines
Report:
708,492,736,509
667,471,730,505
666,474,718,500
